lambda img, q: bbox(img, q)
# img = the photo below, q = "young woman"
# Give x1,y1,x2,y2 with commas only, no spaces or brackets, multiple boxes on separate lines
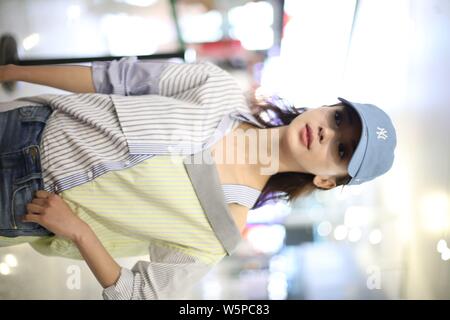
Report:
0,57,397,299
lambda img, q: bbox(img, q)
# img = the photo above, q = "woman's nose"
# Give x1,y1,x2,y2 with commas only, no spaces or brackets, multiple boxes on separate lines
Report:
319,126,336,144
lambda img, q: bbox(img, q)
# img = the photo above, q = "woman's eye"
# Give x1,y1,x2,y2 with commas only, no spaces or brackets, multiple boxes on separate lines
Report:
335,111,343,127
338,143,346,159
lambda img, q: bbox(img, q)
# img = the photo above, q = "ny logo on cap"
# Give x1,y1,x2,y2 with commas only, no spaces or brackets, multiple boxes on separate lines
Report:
376,127,388,140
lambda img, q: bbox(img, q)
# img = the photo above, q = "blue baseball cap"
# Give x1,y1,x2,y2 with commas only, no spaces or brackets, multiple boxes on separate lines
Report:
337,97,397,185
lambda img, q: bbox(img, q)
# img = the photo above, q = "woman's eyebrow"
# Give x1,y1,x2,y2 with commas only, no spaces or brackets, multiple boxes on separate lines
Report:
344,107,358,154
351,140,357,155
344,107,353,125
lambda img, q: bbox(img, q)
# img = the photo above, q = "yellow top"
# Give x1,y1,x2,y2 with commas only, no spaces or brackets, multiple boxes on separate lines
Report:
0,155,226,265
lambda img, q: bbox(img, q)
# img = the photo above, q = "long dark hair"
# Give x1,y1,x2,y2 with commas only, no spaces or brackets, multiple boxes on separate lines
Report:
245,94,351,209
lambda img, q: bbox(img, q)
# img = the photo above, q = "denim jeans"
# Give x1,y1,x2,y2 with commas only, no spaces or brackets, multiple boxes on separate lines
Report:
0,105,54,237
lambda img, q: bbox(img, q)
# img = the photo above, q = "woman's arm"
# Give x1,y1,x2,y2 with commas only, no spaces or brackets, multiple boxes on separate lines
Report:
24,190,222,299
74,223,122,288
24,190,121,288
1,63,96,93
1,57,235,100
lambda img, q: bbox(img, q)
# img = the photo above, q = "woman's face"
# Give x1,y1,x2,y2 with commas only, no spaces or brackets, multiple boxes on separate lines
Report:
282,104,362,188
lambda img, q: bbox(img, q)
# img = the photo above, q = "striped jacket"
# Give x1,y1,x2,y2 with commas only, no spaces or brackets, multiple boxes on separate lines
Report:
0,57,266,299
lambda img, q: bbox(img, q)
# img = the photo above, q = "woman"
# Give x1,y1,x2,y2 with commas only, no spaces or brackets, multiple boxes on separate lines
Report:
0,57,397,299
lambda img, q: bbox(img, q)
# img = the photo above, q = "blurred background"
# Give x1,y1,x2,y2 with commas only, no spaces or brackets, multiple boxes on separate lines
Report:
0,0,449,300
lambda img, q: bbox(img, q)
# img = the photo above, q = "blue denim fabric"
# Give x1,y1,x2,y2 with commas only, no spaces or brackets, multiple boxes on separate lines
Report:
0,105,54,237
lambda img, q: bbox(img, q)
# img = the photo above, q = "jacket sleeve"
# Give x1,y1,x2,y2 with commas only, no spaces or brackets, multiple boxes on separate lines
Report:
102,241,224,300
91,56,235,99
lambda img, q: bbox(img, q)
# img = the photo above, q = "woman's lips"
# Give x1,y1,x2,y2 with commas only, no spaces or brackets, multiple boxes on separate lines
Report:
300,124,313,150
306,124,313,148
300,125,309,149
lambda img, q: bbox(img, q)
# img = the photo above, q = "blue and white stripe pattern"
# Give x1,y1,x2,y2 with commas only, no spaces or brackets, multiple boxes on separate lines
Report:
102,241,217,300
36,57,261,208
222,184,263,209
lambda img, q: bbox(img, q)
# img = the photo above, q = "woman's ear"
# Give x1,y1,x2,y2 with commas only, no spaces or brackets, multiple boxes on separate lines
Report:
313,176,337,190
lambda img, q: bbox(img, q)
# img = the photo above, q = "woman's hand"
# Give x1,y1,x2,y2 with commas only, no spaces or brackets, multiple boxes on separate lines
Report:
23,190,88,242
24,190,122,289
